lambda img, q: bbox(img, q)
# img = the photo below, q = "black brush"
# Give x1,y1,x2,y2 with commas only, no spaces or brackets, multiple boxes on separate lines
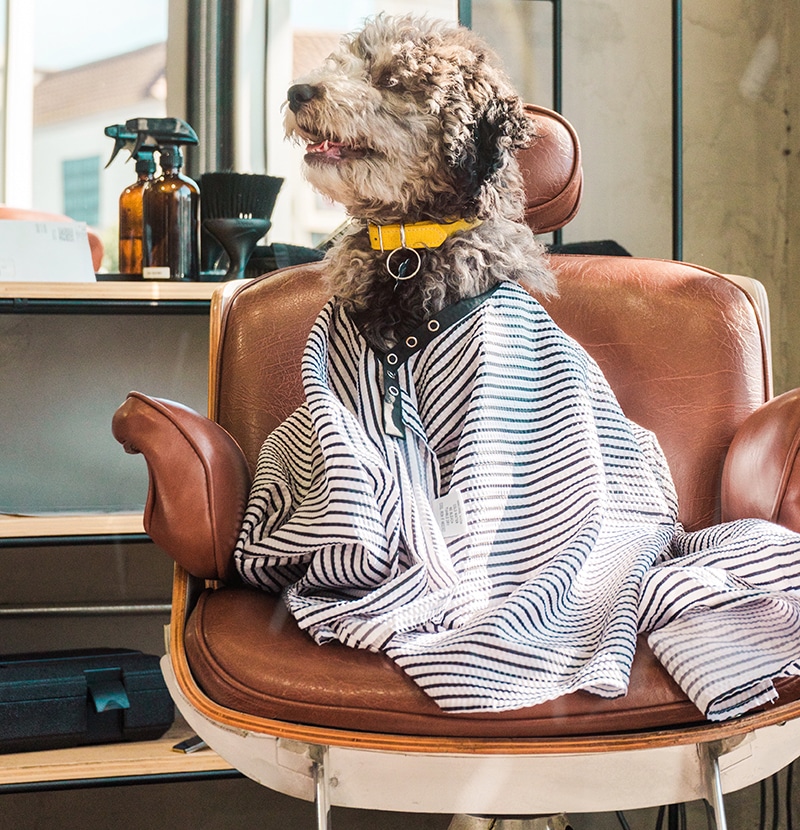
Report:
200,172,284,280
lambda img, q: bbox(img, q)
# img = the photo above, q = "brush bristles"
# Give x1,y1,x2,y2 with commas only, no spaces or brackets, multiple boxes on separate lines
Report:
200,172,284,220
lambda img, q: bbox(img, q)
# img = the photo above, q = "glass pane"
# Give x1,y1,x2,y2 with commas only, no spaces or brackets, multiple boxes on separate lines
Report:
32,0,169,271
470,0,672,259
268,1,459,248
62,156,101,226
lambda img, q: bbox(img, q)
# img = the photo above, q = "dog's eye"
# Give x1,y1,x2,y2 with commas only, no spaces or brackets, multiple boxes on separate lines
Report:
375,73,399,89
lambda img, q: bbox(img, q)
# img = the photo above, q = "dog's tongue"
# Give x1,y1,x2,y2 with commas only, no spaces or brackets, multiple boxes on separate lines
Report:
307,138,344,160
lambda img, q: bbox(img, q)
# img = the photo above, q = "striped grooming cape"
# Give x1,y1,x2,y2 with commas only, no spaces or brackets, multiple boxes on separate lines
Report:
235,282,800,720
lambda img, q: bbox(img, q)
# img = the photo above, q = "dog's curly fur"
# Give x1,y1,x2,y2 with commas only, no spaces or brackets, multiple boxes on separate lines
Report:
285,14,555,349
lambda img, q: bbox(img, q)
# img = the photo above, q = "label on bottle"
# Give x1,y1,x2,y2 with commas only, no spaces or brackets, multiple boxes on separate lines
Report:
142,266,172,280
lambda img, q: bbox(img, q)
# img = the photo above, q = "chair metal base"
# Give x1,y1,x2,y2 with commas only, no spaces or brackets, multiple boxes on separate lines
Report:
162,654,799,830
447,815,572,829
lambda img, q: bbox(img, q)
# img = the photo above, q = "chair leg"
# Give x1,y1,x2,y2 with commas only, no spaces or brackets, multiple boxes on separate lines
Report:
706,753,728,830
311,747,331,830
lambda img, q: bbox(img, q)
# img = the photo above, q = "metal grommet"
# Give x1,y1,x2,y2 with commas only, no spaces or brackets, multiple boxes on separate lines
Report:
388,385,399,396
405,336,418,348
386,353,398,365
427,319,440,332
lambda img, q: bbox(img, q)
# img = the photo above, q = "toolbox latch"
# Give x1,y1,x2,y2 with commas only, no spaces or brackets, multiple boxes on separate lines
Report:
85,668,131,713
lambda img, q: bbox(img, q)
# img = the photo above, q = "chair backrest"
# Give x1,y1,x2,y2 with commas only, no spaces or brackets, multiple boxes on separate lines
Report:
208,105,769,533
210,257,767,533
542,256,768,531
519,103,582,234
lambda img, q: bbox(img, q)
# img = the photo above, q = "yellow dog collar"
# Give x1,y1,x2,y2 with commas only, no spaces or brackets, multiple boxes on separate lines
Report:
368,219,481,251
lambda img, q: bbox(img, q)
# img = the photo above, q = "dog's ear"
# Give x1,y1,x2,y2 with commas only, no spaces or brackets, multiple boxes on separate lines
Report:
446,95,535,212
472,97,534,185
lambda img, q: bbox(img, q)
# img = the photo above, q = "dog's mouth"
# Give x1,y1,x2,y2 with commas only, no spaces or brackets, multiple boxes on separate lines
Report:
304,137,369,164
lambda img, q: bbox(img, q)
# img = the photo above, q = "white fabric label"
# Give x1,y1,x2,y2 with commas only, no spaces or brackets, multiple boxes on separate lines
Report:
434,487,468,538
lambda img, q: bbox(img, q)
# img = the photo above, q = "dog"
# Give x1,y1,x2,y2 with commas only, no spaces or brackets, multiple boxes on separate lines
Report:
284,13,555,351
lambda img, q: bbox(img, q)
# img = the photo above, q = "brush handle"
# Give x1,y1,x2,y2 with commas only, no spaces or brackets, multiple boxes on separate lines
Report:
201,227,225,272
204,218,270,280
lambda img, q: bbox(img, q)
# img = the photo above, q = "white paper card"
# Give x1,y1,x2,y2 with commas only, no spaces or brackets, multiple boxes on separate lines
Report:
0,221,96,282
434,487,468,538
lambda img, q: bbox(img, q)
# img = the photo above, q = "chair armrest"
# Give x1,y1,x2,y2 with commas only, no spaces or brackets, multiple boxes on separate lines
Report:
721,388,800,531
111,392,251,582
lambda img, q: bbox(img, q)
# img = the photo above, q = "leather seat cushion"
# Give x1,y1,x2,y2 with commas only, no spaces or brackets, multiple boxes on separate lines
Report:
183,586,800,738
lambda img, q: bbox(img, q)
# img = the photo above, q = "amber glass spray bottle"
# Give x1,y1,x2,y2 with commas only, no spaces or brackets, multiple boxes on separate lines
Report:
118,147,156,275
104,123,158,276
127,117,201,281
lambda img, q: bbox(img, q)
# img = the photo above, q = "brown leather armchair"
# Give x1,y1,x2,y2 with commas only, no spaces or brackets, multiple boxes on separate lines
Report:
112,105,800,830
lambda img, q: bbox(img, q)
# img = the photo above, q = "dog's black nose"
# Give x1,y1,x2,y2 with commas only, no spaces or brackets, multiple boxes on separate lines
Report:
287,84,318,113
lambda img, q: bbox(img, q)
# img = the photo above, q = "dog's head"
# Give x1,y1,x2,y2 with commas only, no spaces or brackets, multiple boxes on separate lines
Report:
284,14,535,223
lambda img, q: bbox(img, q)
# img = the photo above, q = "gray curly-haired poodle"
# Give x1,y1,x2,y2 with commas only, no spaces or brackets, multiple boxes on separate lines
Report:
285,13,555,350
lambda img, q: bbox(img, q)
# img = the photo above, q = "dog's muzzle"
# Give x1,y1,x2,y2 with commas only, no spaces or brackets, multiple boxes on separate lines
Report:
287,84,318,113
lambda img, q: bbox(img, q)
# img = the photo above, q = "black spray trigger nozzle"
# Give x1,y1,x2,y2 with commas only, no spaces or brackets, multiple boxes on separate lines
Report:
124,117,199,148
104,124,138,168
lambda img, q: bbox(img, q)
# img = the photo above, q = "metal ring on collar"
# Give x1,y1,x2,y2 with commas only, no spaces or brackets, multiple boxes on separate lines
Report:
386,246,422,281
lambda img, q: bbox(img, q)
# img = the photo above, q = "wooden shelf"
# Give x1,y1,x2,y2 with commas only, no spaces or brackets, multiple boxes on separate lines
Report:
0,282,221,302
0,719,234,788
0,281,234,793
0,512,145,541
0,279,233,315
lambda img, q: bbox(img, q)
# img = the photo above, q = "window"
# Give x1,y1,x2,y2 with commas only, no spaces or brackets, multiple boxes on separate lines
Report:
6,0,459,267
62,155,101,226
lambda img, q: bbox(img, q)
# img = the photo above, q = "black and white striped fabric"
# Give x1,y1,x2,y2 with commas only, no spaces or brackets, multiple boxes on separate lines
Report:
235,282,800,719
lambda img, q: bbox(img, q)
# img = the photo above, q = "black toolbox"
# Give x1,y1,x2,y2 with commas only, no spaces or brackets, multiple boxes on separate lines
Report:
0,648,174,753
